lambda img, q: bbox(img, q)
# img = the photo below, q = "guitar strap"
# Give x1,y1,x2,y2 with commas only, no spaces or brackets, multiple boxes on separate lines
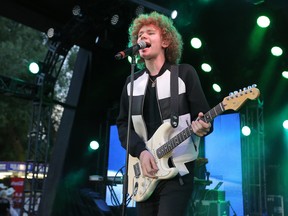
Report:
170,65,179,128
170,65,186,186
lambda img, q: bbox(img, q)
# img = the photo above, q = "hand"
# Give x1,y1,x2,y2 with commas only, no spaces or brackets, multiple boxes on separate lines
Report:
191,112,211,137
139,150,159,178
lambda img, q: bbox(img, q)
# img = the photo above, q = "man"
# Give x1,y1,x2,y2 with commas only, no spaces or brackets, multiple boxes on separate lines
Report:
116,11,212,216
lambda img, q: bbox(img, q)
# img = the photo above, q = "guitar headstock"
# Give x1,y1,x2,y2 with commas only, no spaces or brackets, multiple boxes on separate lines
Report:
222,84,260,111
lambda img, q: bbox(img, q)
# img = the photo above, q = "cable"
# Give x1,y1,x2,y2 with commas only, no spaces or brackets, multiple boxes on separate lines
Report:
228,201,237,216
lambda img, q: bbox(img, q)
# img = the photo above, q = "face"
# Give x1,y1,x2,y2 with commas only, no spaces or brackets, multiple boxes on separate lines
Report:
137,24,169,61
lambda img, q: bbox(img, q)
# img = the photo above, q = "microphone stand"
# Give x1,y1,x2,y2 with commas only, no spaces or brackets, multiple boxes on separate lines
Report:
121,55,136,216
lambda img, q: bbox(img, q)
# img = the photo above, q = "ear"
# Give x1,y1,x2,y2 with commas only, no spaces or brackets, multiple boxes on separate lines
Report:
162,40,170,48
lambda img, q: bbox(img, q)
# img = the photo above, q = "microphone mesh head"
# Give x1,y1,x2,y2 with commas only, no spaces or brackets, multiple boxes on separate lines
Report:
138,40,147,48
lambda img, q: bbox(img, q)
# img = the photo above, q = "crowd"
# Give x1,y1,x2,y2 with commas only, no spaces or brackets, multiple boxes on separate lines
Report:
0,183,18,216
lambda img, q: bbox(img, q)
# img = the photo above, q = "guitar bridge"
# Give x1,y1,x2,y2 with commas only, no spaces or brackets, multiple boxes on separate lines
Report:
133,163,141,178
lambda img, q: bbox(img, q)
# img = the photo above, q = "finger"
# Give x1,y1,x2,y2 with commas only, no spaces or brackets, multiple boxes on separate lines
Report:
192,121,209,136
150,158,158,170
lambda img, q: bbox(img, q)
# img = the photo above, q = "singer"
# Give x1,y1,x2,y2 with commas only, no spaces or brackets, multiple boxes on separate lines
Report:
116,11,213,216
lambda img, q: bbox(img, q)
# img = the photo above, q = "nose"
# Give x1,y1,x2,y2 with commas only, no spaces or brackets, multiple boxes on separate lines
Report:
140,33,147,40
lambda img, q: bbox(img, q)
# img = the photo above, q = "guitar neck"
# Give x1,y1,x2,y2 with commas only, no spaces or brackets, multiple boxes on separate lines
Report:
156,102,225,159
202,101,226,123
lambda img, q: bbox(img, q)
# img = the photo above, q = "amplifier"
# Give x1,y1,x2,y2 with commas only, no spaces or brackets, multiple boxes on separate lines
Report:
267,195,284,216
198,189,226,201
194,200,230,216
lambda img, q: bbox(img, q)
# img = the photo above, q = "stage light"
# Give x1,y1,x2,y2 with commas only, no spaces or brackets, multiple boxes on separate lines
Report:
135,5,145,16
171,10,178,20
241,126,251,136
271,46,283,56
28,62,40,74
283,120,288,130
128,0,175,19
201,63,212,72
212,83,221,93
94,30,113,49
110,14,120,26
95,36,100,44
72,5,82,17
47,28,55,38
89,140,99,151
190,37,202,49
282,71,288,79
257,15,270,28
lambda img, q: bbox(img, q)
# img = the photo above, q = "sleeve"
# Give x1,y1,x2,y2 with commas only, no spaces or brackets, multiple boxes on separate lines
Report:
182,64,214,135
116,78,147,158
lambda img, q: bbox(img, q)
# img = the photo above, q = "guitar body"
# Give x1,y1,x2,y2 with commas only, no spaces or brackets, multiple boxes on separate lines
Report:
127,122,179,202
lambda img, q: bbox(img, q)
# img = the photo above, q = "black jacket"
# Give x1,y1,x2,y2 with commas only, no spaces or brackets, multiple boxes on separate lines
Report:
116,62,212,176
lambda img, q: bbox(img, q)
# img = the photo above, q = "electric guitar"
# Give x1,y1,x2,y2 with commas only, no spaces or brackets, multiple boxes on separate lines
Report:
127,84,260,202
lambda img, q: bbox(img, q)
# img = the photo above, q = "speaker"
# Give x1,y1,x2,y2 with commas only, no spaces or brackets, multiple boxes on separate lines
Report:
198,189,226,201
80,188,115,216
267,195,284,216
194,200,230,216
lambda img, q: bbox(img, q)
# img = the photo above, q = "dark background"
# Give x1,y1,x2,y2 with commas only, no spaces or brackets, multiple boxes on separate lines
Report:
1,0,287,108
0,0,287,215
1,0,287,123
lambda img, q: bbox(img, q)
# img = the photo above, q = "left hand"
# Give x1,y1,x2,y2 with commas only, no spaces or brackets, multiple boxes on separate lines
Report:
191,112,211,137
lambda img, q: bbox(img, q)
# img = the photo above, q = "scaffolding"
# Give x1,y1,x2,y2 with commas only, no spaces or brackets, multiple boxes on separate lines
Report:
20,39,70,215
241,99,267,215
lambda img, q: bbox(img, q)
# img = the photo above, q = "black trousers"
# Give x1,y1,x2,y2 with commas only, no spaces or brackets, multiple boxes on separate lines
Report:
136,161,195,216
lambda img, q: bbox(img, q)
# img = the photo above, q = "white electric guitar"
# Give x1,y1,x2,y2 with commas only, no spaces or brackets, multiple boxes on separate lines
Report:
127,85,260,202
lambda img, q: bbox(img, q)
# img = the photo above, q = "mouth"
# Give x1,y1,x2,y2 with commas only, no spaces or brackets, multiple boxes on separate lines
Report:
143,44,151,51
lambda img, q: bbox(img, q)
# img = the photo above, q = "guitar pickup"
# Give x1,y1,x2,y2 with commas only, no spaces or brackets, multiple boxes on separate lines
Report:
133,163,141,178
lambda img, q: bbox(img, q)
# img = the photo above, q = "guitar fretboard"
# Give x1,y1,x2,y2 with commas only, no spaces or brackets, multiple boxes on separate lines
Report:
202,102,225,123
156,102,225,159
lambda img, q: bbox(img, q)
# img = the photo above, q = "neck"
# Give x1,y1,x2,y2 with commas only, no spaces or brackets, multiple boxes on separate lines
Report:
145,56,165,76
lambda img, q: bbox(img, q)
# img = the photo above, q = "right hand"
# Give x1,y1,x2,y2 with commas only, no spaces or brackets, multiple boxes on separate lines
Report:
139,150,159,178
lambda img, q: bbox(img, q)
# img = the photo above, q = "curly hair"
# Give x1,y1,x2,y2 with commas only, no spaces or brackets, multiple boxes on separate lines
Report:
128,11,183,69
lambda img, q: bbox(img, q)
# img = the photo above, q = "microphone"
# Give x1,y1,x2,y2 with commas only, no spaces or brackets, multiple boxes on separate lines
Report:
115,40,150,60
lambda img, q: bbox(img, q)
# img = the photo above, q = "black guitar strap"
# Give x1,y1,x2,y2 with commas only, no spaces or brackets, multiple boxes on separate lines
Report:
170,65,179,128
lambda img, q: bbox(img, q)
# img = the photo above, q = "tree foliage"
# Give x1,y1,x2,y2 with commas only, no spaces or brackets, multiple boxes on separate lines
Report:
0,16,76,161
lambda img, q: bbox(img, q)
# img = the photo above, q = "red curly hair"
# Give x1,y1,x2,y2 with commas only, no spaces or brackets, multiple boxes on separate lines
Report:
128,11,183,69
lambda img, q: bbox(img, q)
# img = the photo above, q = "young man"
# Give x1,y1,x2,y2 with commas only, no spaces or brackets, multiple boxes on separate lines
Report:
116,11,212,216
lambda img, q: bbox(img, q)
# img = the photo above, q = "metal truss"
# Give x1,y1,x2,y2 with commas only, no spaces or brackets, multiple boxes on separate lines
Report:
0,5,105,215
21,10,96,215
241,99,267,216
20,38,71,215
0,75,37,100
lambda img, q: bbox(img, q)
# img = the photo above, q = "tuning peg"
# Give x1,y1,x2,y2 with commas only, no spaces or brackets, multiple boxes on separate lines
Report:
239,89,243,96
228,92,234,99
252,84,257,88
